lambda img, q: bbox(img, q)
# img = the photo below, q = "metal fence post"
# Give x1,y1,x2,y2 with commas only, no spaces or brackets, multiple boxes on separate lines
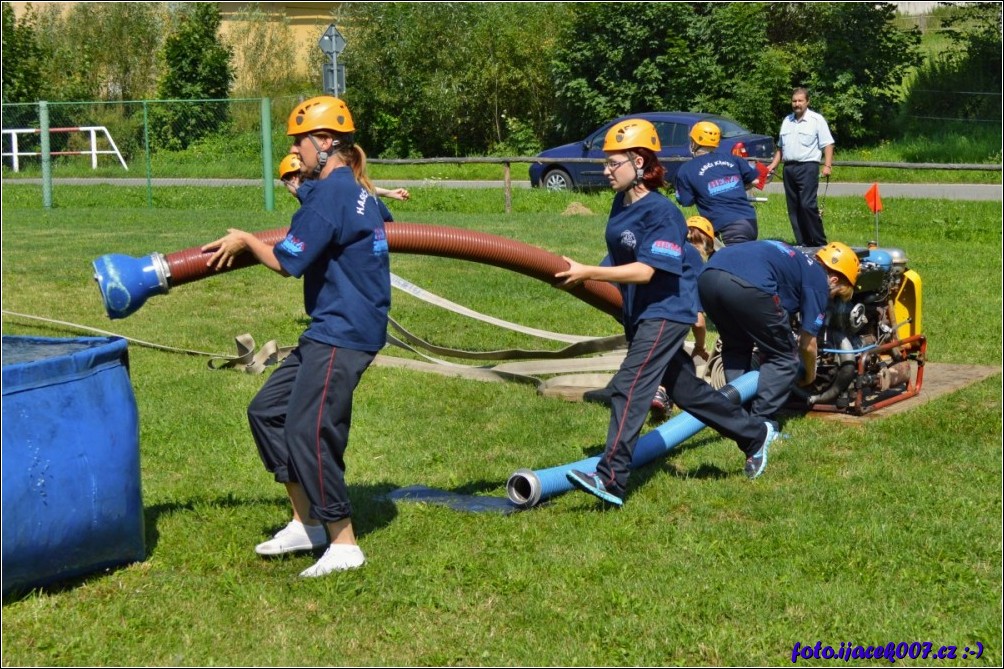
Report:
39,101,52,209
261,97,274,212
143,101,153,208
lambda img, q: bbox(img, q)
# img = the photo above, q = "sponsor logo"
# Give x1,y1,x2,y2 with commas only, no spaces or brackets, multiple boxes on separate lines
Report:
707,175,742,196
373,227,389,256
766,239,796,257
651,240,682,258
279,234,305,256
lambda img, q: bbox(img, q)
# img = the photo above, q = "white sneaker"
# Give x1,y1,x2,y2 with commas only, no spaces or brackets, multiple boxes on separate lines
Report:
254,520,328,556
299,543,366,578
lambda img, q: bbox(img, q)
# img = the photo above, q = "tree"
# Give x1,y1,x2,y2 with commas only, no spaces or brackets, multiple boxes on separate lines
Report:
2,3,46,104
764,2,922,145
550,3,701,140
152,3,233,150
339,3,570,157
19,3,166,103
904,2,1002,127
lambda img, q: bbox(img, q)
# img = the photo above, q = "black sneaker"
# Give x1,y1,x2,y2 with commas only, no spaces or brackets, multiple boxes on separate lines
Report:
566,469,624,507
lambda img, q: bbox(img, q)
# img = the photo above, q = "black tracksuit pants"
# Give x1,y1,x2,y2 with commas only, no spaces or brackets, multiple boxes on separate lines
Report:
247,335,375,523
596,319,767,498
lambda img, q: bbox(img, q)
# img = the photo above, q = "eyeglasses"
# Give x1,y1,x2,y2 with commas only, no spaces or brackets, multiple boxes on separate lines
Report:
604,158,631,171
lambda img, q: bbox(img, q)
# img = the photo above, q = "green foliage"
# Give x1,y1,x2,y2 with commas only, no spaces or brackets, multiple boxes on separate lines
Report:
151,4,233,151
807,3,923,145
1,3,45,104
687,3,788,135
487,116,543,157
549,2,922,146
339,3,570,157
903,2,1002,128
27,2,166,103
224,6,311,99
550,3,699,139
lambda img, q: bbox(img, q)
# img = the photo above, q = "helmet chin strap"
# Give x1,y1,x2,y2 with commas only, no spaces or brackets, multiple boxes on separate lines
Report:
306,134,328,176
629,151,644,187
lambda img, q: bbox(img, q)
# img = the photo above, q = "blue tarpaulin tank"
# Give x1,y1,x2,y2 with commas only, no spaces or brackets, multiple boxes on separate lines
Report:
2,335,145,596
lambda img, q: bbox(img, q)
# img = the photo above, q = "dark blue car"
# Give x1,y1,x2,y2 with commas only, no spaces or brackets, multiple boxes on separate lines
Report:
529,111,775,191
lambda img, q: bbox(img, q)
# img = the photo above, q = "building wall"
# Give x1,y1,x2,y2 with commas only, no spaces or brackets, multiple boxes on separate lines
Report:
6,2,339,79
218,2,339,77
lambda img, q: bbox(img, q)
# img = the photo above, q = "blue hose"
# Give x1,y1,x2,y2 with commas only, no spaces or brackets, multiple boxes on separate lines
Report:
506,371,760,507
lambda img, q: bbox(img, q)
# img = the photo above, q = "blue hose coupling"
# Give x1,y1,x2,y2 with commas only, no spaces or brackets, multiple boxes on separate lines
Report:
92,252,171,320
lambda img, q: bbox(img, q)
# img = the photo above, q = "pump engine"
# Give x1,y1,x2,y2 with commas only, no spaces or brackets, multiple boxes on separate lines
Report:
707,245,927,416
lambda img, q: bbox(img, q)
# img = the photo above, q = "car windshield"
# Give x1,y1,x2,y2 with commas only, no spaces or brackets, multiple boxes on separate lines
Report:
708,117,749,138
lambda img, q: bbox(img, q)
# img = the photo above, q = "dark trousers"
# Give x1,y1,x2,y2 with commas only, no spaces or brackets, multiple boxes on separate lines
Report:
247,335,375,523
782,161,827,246
718,218,758,245
596,319,766,497
698,269,800,422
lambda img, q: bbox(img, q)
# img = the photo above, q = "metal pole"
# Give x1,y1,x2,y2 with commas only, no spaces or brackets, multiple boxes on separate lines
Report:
40,101,52,209
261,97,274,212
143,101,153,208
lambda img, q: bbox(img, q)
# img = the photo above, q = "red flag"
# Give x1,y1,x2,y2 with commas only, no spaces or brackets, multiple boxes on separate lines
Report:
865,183,883,213
752,162,770,190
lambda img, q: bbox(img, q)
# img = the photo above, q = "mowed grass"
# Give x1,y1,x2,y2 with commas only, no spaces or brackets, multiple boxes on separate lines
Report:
1,184,1001,666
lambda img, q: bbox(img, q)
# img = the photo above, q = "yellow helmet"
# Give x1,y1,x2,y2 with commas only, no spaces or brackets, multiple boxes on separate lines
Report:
603,118,661,152
815,242,860,286
686,215,715,239
689,121,721,148
278,154,302,180
286,96,355,136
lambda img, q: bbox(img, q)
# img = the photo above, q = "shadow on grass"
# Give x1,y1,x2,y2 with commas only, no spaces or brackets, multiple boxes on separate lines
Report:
1,483,400,604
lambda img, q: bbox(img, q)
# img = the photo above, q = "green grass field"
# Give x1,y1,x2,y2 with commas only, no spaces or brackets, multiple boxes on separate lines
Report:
1,184,1001,666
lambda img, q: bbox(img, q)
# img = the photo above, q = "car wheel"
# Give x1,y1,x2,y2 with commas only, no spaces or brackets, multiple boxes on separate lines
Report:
543,168,572,192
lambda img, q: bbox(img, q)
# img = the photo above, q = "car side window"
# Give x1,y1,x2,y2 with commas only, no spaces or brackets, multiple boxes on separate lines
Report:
585,126,610,150
655,122,689,148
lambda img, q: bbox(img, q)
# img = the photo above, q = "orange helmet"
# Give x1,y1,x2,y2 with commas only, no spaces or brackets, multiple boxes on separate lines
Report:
816,242,860,286
286,96,355,136
686,215,715,240
689,121,721,149
278,154,302,180
603,118,661,152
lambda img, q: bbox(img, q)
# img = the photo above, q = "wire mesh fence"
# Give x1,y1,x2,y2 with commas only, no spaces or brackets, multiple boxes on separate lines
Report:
1,97,305,180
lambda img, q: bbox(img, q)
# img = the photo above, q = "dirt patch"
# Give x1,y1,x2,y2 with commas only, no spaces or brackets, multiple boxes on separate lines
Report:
562,201,593,216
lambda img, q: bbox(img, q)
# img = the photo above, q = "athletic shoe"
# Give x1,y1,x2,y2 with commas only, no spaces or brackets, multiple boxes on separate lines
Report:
299,543,366,578
565,469,623,507
745,422,778,480
650,385,671,421
254,520,328,556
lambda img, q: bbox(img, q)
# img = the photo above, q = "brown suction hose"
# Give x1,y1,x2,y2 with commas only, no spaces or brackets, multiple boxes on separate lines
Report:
164,223,624,318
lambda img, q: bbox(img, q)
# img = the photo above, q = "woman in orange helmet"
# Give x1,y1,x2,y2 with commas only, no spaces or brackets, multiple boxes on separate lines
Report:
202,96,390,578
556,119,778,506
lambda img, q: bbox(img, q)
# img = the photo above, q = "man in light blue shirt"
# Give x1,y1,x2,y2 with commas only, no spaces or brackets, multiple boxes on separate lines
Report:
766,88,835,247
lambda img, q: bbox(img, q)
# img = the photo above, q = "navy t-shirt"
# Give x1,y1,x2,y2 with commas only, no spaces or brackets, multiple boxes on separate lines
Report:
274,167,391,352
674,151,758,230
703,240,829,335
605,190,697,338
